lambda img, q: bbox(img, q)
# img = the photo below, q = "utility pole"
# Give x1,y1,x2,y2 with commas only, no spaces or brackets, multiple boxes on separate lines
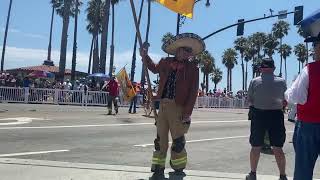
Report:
1,0,13,72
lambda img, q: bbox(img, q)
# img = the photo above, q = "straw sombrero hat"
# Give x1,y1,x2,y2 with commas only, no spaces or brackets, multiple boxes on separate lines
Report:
162,33,205,56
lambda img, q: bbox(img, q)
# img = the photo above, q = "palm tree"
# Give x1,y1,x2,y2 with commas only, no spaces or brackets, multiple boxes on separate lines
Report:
99,0,111,73
108,0,123,76
45,6,55,65
222,48,238,92
234,37,247,90
294,43,307,73
211,68,223,90
249,32,267,78
70,0,80,87
278,44,292,82
51,0,79,81
87,36,94,74
272,20,290,77
130,0,144,82
243,43,255,90
198,50,215,92
86,0,103,73
161,32,175,56
1,0,13,72
263,33,279,58
297,26,309,64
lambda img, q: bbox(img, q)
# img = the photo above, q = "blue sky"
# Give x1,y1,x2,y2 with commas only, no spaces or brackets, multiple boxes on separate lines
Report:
0,0,318,91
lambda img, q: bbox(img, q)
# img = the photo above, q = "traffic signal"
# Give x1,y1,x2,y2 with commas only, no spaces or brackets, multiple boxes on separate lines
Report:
237,19,245,36
294,6,303,25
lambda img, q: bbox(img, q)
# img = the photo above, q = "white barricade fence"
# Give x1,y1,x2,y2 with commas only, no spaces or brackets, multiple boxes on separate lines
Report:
196,96,248,109
0,87,248,109
86,91,108,106
28,88,56,104
0,87,25,103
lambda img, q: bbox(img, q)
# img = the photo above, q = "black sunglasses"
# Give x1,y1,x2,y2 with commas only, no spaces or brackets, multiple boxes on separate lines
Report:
181,47,193,53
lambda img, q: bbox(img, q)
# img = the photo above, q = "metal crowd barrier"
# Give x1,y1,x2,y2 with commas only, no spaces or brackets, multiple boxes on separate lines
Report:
196,96,248,109
0,87,248,109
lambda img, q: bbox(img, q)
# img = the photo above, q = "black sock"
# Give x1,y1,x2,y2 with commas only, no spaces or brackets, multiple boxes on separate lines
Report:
250,171,256,176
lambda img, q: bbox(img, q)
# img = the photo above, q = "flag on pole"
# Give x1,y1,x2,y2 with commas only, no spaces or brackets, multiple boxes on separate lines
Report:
116,68,136,102
156,0,195,18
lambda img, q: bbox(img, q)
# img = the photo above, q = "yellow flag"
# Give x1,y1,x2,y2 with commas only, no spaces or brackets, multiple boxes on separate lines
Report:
116,68,136,102
157,0,195,18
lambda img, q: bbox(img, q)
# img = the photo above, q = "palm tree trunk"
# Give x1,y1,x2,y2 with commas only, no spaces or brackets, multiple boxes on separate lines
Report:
130,0,144,82
206,73,209,93
58,0,71,81
230,69,233,92
202,73,205,86
92,33,100,73
108,3,115,76
245,61,248,91
241,54,245,90
1,0,13,72
88,36,94,74
47,6,54,62
100,0,111,74
279,38,283,77
71,0,79,88
214,83,217,90
227,69,230,92
284,58,287,83
298,60,301,74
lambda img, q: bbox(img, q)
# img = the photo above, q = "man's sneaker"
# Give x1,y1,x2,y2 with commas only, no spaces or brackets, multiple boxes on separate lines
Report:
115,109,118,114
245,172,256,180
279,175,288,180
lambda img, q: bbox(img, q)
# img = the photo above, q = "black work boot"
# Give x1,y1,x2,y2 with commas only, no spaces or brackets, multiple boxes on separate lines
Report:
150,167,165,180
279,174,288,180
245,171,257,180
169,168,186,177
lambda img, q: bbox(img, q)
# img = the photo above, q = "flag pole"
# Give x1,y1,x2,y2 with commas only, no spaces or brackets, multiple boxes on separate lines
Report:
129,0,157,117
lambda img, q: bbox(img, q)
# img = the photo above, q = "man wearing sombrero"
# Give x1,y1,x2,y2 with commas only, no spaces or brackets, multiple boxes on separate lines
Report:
285,8,320,180
140,33,204,178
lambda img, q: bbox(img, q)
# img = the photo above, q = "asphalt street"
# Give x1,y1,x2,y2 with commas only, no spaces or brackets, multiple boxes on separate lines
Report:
0,103,319,179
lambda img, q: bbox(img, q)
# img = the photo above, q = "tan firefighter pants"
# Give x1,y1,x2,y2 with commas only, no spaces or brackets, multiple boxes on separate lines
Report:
151,99,190,171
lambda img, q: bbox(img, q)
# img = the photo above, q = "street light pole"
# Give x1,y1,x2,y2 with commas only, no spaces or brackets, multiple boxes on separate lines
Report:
202,10,296,41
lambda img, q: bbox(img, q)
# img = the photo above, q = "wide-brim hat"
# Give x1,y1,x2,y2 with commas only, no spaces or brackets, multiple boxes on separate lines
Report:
299,9,320,43
162,33,205,56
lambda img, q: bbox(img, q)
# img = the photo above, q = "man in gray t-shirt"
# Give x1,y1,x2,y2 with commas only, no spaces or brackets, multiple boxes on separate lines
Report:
246,58,288,180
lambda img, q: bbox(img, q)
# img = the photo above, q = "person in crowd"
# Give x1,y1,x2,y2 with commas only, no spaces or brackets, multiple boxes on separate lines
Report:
140,33,202,178
129,82,140,114
246,58,288,180
106,75,119,115
285,9,320,180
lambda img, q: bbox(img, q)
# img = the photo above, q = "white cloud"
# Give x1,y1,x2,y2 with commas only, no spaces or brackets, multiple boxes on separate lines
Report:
0,46,162,79
0,27,46,39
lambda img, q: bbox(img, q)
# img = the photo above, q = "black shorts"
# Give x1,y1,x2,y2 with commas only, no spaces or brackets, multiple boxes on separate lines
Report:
249,108,286,147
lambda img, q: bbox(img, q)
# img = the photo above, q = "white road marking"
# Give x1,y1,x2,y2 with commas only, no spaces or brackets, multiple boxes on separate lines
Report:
0,120,248,130
134,131,295,147
0,150,69,157
0,117,46,126
134,136,249,147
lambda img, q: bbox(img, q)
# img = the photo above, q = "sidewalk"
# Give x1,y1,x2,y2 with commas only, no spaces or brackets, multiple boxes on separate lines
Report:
0,158,299,180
